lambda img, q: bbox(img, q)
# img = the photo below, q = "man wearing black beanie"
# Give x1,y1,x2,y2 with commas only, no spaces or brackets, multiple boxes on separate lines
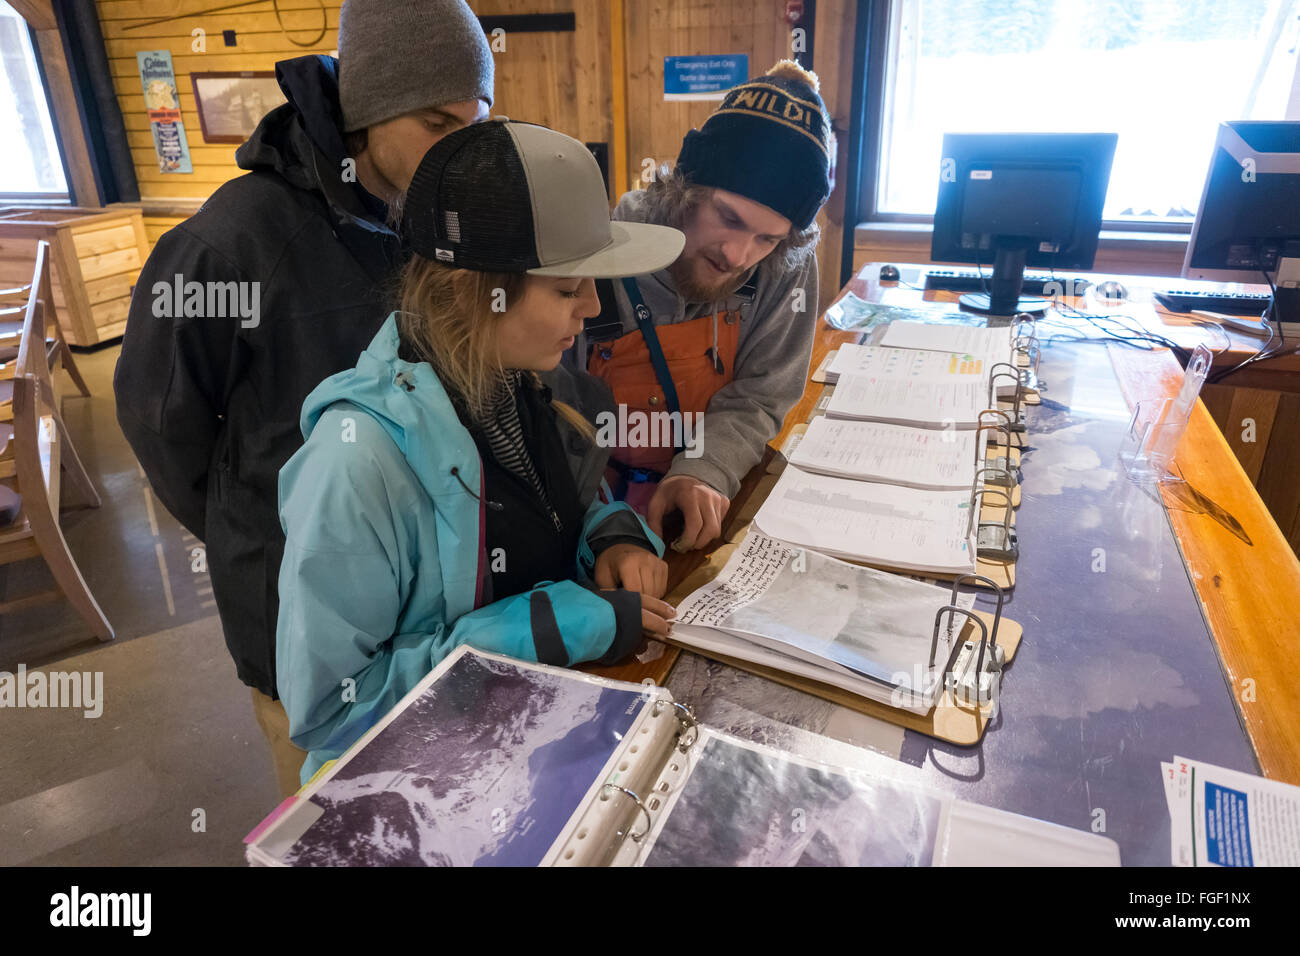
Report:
113,0,494,797
579,60,832,552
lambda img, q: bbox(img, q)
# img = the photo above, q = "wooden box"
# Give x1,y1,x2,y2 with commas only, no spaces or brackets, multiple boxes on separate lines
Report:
0,206,150,346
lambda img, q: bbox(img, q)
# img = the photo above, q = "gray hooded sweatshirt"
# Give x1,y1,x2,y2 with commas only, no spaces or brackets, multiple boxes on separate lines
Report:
594,189,820,498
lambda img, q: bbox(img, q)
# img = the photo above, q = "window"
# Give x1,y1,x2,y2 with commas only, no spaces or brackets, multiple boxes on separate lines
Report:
0,0,67,199
872,0,1300,226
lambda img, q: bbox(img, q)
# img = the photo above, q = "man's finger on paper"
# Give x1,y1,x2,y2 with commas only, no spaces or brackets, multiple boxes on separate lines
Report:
679,502,704,550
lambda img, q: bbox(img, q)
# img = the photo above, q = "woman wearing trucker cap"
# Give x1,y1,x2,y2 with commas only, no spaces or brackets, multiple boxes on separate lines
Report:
275,119,685,783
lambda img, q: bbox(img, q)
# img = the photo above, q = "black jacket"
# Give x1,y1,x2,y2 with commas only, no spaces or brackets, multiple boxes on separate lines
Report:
115,56,403,697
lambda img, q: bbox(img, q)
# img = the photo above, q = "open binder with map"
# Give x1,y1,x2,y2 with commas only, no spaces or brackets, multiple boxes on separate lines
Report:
244,646,1117,867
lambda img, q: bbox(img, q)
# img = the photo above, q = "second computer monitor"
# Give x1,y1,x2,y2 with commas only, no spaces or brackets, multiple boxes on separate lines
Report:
931,132,1118,317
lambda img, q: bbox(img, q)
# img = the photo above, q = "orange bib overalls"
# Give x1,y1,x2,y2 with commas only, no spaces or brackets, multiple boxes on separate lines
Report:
588,305,740,513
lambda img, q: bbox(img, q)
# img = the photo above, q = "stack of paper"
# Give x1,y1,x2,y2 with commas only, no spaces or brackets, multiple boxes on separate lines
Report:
671,529,975,712
826,373,987,427
753,466,975,575
824,343,990,384
879,319,1015,367
789,416,983,490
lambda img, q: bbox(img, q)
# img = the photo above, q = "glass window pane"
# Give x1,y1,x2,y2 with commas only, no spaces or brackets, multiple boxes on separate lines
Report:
877,0,1300,223
0,0,68,196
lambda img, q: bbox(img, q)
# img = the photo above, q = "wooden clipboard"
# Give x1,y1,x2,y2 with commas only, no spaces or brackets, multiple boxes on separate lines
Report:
665,534,1023,747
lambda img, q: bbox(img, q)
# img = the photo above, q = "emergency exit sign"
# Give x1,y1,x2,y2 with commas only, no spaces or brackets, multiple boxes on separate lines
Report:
663,55,748,101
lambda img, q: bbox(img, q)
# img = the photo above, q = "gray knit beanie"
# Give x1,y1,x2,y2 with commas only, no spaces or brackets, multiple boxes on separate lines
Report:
338,0,494,132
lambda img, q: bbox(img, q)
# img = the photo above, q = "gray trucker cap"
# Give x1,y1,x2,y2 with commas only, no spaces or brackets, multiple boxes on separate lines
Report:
404,118,684,278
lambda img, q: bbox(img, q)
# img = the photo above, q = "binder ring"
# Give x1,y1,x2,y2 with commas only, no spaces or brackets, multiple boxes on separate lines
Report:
987,363,1024,418
929,607,991,686
974,419,1012,465
950,573,1005,653
978,407,1012,431
653,699,700,753
602,784,653,843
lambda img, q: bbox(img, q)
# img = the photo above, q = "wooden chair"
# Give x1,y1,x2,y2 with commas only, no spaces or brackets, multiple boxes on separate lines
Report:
0,269,91,423
0,241,112,640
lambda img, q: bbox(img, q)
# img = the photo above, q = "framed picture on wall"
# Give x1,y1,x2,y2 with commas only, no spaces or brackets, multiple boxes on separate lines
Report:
190,71,287,144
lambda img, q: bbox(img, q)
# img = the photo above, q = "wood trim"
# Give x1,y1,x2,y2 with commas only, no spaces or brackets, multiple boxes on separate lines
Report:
9,0,56,32
812,0,857,317
608,0,628,200
30,28,100,208
854,222,1191,279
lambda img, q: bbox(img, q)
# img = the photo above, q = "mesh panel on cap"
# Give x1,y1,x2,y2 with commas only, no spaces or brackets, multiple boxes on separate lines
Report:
405,121,540,271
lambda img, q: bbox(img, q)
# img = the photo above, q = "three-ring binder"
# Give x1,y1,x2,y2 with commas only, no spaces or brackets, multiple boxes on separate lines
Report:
652,698,699,753
601,784,652,843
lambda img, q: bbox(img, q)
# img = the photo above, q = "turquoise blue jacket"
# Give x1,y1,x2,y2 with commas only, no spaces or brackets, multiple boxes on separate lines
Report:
276,314,663,783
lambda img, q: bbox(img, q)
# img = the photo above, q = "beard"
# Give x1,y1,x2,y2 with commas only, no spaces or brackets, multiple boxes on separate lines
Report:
666,252,750,302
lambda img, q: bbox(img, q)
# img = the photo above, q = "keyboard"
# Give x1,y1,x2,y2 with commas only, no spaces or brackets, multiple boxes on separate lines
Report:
1153,290,1273,316
924,270,1092,296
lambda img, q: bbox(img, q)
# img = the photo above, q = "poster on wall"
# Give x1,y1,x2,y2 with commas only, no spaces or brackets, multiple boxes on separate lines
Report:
136,50,193,174
663,55,748,101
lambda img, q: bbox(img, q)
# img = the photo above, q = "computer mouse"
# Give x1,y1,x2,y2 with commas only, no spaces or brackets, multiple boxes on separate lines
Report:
1094,280,1128,302
879,264,901,282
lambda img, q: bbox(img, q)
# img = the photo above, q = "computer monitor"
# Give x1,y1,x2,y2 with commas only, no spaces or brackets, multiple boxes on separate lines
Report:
931,132,1118,318
1183,121,1300,323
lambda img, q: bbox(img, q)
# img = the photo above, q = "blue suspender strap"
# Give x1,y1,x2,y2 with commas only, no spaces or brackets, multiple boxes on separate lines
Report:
620,277,684,454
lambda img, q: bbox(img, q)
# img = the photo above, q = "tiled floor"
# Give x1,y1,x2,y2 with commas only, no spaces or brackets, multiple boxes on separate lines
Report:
0,346,282,866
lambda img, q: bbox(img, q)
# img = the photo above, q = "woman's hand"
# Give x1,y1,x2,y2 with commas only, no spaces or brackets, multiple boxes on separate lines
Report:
639,593,676,637
594,543,669,599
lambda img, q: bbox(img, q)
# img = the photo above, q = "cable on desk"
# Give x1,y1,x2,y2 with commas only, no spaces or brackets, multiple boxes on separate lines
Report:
1206,269,1288,384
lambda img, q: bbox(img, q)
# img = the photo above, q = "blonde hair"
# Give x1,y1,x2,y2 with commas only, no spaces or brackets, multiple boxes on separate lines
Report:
396,256,594,438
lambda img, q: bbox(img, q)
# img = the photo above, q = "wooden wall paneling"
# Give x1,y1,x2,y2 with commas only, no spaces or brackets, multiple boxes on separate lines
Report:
95,0,344,205
1200,383,1234,432
1223,386,1280,484
572,0,613,157
1254,392,1300,553
643,0,671,182
620,0,647,189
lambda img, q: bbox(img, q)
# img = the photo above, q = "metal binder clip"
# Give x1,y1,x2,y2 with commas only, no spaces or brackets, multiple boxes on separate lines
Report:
975,463,1015,490
975,414,1017,475
967,483,1018,562
977,408,1016,458
601,785,653,843
1015,342,1042,378
987,362,1027,433
932,574,1007,707
652,699,700,753
928,608,993,706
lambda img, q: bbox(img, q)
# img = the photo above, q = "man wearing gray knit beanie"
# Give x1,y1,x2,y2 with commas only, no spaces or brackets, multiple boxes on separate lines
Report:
116,0,494,800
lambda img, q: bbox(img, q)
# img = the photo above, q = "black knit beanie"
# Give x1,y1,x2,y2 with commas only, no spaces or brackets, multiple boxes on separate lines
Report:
675,60,832,231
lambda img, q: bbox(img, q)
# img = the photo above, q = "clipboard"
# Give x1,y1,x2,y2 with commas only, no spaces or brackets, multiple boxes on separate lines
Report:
665,532,1022,746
